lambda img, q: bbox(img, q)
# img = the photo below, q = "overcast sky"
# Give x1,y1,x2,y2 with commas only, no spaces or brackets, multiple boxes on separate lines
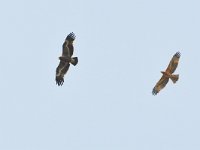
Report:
0,0,200,150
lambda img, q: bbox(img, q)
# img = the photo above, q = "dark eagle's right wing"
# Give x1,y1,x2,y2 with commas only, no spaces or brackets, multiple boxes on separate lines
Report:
55,61,70,86
152,75,169,95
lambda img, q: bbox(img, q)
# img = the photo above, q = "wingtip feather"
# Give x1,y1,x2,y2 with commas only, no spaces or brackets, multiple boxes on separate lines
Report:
152,88,158,95
175,52,181,58
66,32,76,41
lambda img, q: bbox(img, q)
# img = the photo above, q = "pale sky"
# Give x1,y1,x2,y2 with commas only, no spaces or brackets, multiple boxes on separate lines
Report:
0,0,200,150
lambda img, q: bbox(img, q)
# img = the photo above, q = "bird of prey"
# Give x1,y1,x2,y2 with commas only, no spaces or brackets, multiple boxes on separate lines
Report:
152,52,181,95
55,32,78,86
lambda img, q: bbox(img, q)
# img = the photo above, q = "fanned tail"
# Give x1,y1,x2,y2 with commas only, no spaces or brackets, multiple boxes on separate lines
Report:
71,57,78,66
170,74,179,83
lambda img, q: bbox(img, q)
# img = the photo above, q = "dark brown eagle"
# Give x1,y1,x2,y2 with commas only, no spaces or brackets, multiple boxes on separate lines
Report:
152,52,181,95
55,32,78,86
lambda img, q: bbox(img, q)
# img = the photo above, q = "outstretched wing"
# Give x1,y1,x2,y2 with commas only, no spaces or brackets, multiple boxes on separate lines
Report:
62,32,75,58
165,52,181,74
55,61,70,86
152,76,169,95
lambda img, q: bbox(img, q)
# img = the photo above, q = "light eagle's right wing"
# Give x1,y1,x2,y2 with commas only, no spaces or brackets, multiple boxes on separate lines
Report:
152,75,169,95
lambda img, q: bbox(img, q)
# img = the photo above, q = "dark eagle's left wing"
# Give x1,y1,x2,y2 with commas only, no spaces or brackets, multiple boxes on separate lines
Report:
62,32,75,58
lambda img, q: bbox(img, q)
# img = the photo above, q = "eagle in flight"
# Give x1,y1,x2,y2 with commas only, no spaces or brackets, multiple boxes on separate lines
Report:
55,32,78,86
152,52,181,95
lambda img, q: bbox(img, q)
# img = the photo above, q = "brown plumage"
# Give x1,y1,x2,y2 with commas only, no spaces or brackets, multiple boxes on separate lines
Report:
152,52,181,95
55,32,78,86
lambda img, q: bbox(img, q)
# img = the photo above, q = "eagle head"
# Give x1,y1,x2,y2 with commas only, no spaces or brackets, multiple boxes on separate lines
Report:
161,71,165,74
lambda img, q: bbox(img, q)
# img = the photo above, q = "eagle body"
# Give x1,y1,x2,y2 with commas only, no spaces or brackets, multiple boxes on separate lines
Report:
55,32,78,86
152,52,181,95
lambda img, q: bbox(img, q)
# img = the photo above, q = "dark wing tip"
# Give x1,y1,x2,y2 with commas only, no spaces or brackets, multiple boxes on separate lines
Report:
152,88,158,95
175,51,181,58
56,77,64,86
66,32,76,41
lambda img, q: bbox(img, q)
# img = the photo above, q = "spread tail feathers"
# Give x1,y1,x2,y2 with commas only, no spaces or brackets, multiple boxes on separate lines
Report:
71,57,78,66
170,74,179,83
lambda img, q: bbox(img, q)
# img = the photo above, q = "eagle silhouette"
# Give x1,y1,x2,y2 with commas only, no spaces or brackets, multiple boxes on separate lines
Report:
152,52,181,95
55,32,78,86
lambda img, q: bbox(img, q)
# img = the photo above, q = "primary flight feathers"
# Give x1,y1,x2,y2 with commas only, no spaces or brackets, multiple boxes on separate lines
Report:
152,52,181,95
55,32,78,86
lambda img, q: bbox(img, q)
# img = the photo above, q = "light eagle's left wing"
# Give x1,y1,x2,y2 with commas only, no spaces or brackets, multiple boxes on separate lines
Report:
165,52,181,74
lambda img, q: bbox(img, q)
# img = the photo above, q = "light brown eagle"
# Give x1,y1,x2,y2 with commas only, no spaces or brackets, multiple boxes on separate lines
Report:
55,32,78,86
152,52,181,95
